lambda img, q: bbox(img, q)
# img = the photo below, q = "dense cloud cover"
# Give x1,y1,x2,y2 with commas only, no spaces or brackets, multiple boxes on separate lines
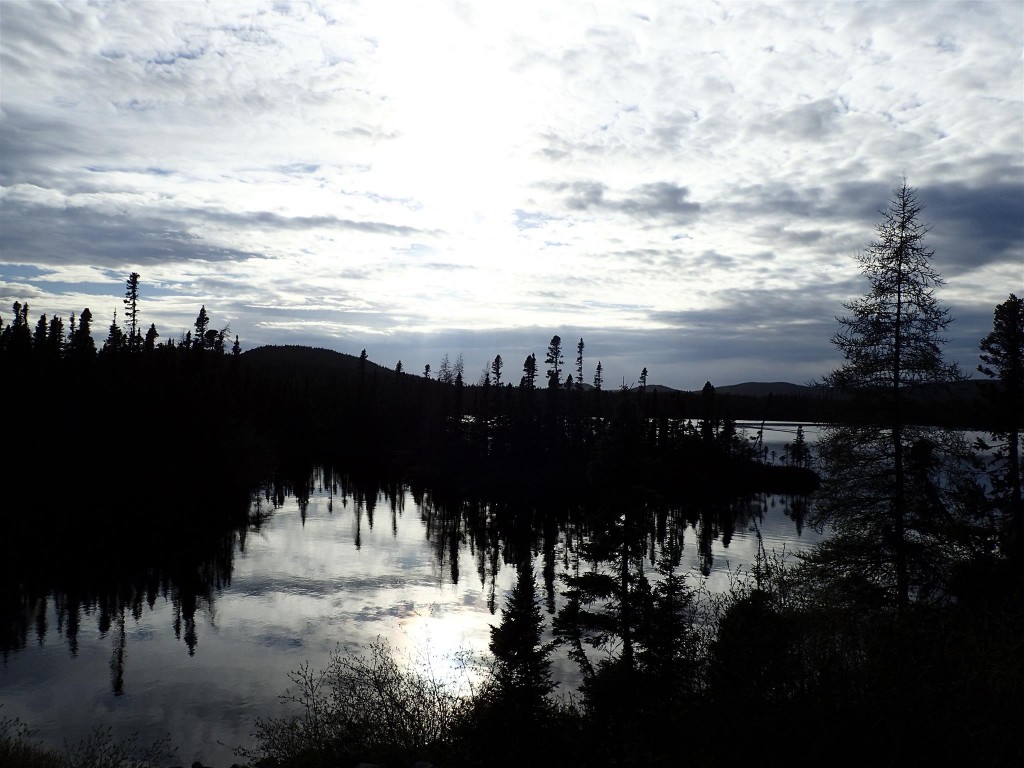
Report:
1,0,1021,389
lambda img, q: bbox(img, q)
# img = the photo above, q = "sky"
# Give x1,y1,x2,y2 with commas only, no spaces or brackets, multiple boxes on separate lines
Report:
1,0,1022,390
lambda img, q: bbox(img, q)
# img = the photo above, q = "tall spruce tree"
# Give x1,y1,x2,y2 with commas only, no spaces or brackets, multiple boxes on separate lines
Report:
194,305,210,349
47,315,64,358
977,293,1024,556
810,181,975,608
123,272,141,352
521,353,537,389
103,309,125,354
74,308,96,359
544,335,563,389
32,313,48,350
488,566,555,714
144,323,159,352
575,338,585,392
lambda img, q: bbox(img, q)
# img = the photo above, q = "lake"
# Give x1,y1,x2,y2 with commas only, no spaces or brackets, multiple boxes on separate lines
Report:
0,424,823,766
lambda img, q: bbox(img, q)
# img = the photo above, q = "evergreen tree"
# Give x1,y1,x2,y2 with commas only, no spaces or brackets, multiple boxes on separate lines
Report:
545,335,563,389
488,566,556,713
144,323,160,353
47,315,65,357
123,272,141,352
423,363,431,379
194,306,210,349
636,542,697,703
232,334,241,357
395,360,403,374
811,181,973,608
576,338,585,392
33,313,48,350
977,293,1024,555
639,367,648,392
7,301,32,357
74,308,96,358
438,353,453,384
491,354,503,387
593,360,603,391
700,381,716,445
67,313,77,354
785,425,811,469
521,354,537,389
103,309,125,354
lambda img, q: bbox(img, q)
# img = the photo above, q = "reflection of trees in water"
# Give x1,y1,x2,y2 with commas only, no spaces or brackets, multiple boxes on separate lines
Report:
1,462,809,697
408,473,805,610
0,496,254,692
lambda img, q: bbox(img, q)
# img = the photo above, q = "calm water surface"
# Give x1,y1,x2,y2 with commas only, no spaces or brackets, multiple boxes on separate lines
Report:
1,425,821,765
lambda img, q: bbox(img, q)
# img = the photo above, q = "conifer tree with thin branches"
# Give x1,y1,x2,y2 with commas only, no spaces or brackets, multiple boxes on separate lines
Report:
811,181,976,609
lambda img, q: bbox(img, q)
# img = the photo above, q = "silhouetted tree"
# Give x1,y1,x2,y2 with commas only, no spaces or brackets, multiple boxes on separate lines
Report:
977,293,1024,555
491,354,503,387
784,425,811,469
438,353,453,384
521,354,537,389
103,309,126,354
811,181,972,609
72,308,96,359
144,323,159,353
123,272,141,352
32,313,48,350
194,305,210,349
700,381,716,445
423,363,431,379
637,541,697,707
576,338,585,392
47,315,64,358
232,334,241,357
488,566,556,717
545,335,563,389
593,360,603,391
639,367,648,392
6,301,32,357
395,360,403,374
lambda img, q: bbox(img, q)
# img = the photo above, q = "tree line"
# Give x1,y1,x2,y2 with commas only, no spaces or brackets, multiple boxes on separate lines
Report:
0,272,240,361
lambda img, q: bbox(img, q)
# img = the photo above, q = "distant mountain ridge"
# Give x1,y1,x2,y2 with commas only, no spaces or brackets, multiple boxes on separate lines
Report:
710,381,817,396
641,382,818,396
242,348,822,395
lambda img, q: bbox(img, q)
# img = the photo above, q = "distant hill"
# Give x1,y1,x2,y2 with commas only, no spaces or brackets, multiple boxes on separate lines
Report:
242,344,365,371
238,346,994,427
711,381,818,397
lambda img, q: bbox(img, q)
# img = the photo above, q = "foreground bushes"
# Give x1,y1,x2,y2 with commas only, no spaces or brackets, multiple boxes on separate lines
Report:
239,556,1023,768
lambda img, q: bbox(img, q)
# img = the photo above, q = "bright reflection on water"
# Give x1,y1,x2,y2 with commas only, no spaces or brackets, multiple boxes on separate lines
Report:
0,445,822,766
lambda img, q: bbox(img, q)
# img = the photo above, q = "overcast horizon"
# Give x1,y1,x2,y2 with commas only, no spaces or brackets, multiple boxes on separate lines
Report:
1,1,1022,390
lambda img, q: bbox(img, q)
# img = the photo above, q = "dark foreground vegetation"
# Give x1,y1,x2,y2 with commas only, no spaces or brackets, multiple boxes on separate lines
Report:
2,185,1022,767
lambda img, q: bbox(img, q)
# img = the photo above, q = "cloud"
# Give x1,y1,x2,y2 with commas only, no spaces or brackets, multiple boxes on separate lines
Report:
0,0,1019,389
756,98,847,142
550,180,701,222
920,180,1024,275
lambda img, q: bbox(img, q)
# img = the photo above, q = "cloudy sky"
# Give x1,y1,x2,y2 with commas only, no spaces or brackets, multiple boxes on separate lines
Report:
1,0,1021,390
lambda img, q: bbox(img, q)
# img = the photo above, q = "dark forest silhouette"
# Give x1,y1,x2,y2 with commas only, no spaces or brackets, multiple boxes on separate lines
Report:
2,205,1023,768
